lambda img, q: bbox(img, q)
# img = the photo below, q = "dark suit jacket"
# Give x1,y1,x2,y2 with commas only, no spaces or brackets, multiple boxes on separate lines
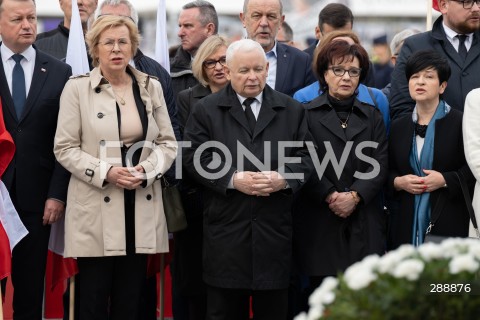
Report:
0,45,72,213
387,109,474,249
183,83,313,290
275,42,316,96
389,15,480,120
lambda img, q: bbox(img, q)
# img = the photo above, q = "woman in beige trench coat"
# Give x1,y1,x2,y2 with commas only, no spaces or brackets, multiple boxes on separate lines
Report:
54,16,177,319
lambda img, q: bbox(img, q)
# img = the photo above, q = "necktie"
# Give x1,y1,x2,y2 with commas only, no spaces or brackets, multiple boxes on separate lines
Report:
243,97,257,133
457,34,468,62
12,54,26,119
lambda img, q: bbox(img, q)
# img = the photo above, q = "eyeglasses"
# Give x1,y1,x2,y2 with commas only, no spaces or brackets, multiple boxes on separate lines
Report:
99,38,131,50
328,66,362,77
451,0,480,9
203,57,227,69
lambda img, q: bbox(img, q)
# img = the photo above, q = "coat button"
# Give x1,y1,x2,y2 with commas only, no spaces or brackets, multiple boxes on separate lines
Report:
17,128,22,132
104,196,110,203
97,112,104,119
146,194,152,200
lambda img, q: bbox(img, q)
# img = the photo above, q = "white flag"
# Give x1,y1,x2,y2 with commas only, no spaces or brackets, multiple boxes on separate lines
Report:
0,181,28,252
155,0,170,72
66,0,90,75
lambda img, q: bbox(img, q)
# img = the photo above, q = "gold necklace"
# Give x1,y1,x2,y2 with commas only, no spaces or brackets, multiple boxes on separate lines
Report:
109,77,131,105
113,85,128,105
340,107,353,129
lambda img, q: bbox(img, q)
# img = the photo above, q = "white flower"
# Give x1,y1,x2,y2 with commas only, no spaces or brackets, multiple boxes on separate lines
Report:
361,254,380,270
468,242,480,260
449,254,479,274
294,312,308,320
306,305,324,320
418,242,444,261
440,238,469,257
395,244,416,259
344,261,378,290
377,252,400,274
309,277,338,306
392,259,425,281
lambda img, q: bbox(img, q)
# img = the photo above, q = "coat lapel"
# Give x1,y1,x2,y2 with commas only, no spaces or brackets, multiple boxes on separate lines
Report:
21,52,49,122
220,84,252,135
465,33,480,69
318,109,347,142
274,43,288,93
252,86,282,140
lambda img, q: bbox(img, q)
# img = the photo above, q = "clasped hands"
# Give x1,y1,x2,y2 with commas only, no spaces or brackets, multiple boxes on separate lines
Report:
394,169,446,195
106,165,145,190
233,171,287,196
326,191,356,218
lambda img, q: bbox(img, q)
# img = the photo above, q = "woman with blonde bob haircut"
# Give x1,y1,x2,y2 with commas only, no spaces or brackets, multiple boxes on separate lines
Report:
54,15,177,319
87,15,141,67
177,35,229,131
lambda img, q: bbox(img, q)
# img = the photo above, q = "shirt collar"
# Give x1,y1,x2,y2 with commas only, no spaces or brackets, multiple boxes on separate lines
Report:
442,21,473,43
265,41,278,58
237,92,263,106
1,43,35,64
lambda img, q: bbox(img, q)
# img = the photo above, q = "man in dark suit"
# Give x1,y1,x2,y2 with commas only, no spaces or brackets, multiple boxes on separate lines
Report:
389,0,480,120
0,0,72,318
240,0,315,96
183,39,312,320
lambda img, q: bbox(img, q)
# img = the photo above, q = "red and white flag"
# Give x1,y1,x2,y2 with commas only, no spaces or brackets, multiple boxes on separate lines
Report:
0,100,28,281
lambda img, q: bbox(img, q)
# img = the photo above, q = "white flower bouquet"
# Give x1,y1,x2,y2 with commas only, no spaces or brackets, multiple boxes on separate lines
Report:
296,238,480,320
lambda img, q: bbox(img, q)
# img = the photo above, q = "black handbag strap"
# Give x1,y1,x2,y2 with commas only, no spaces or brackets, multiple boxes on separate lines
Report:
455,171,480,237
426,192,446,234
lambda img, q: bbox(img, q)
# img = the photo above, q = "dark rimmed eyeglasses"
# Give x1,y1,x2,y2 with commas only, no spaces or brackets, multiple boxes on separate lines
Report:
450,0,480,9
328,66,362,77
203,57,227,69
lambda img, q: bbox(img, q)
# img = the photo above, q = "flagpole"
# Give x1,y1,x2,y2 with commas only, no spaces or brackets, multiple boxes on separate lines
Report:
69,276,75,320
0,283,4,320
427,0,433,31
159,254,165,320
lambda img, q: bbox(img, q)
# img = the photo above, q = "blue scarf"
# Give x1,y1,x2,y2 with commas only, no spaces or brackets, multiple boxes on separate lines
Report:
409,100,450,246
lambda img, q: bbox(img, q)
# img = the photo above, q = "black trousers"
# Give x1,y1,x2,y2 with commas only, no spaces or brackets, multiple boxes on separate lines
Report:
11,208,50,320
206,285,288,320
77,254,147,320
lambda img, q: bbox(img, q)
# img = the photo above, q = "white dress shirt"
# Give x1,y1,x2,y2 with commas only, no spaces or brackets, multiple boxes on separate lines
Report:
1,44,36,97
443,22,473,52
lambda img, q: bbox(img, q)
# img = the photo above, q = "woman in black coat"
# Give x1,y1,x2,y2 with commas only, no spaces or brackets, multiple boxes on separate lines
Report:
293,40,388,290
172,35,229,320
387,50,474,249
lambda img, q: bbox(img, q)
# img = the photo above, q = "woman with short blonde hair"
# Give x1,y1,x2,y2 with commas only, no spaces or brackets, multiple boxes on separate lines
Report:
55,15,177,318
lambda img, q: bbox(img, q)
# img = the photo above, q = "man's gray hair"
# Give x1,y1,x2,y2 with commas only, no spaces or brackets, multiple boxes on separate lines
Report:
182,0,218,34
226,39,267,66
390,28,421,56
95,0,139,26
243,0,283,15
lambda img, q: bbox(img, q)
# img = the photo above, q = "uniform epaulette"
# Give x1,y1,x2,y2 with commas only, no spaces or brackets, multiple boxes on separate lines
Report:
69,73,90,79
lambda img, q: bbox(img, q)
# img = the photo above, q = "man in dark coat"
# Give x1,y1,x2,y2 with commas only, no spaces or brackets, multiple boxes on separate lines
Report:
35,0,98,60
183,39,312,320
389,0,480,120
170,0,218,96
240,0,316,96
